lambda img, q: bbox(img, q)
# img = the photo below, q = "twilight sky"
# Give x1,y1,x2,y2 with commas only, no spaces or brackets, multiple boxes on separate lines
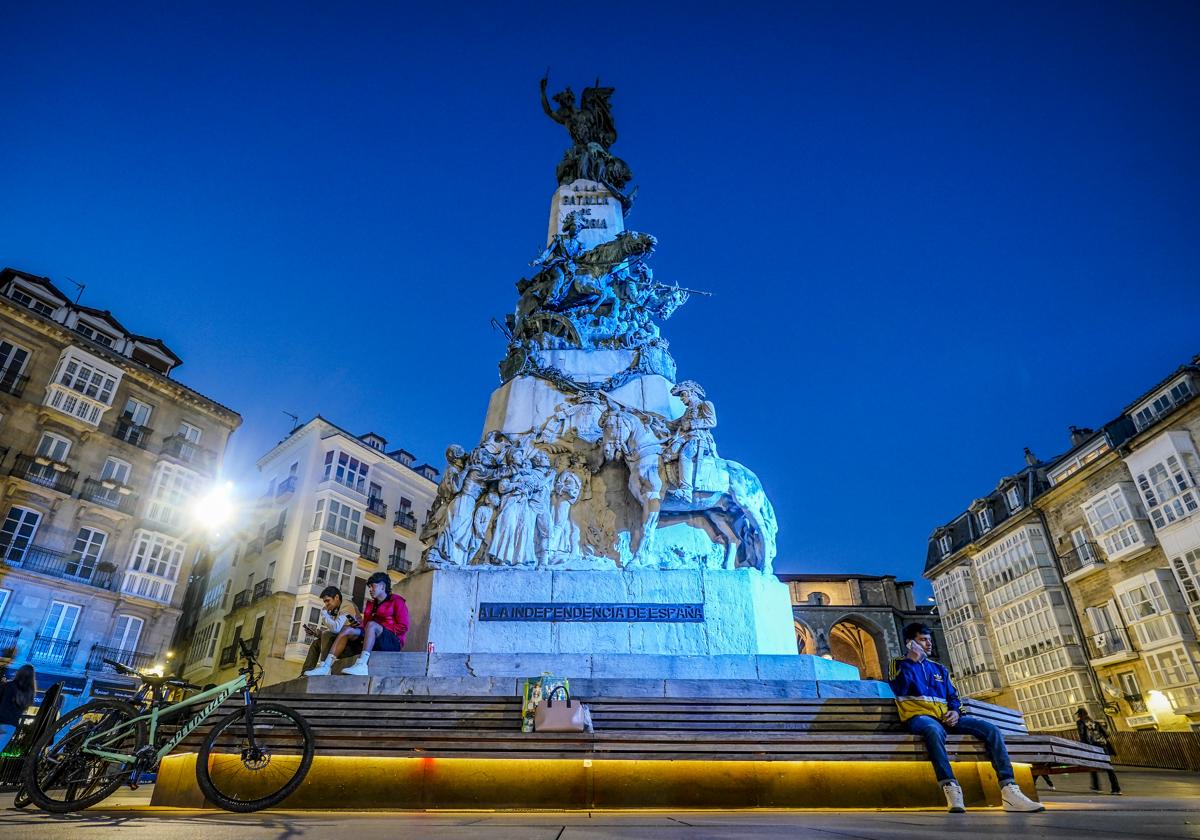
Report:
3,2,1198,597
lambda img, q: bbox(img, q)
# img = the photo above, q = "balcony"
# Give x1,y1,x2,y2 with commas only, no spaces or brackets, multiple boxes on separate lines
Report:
394,510,418,532
0,366,29,398
366,496,388,519
219,643,237,667
31,634,80,668
1124,693,1148,714
265,521,285,545
387,553,411,573
1099,519,1156,562
160,434,215,472
1086,627,1137,663
956,670,1004,698
112,418,153,449
0,543,117,590
1061,541,1104,580
0,626,21,655
244,536,263,558
275,475,297,498
231,588,251,610
252,578,274,602
86,644,155,674
80,477,139,514
10,453,78,495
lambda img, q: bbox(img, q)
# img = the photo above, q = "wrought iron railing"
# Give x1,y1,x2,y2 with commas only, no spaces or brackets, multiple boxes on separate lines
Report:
231,588,251,610
252,578,274,602
394,510,418,532
1087,626,1134,659
1125,693,1148,714
265,521,286,544
86,644,155,673
1061,541,1104,576
244,536,263,558
30,634,80,668
275,475,297,497
0,627,20,655
0,543,117,590
0,366,29,397
11,453,78,494
161,434,215,471
359,543,380,563
366,496,388,519
387,553,411,573
113,418,153,449
80,477,138,514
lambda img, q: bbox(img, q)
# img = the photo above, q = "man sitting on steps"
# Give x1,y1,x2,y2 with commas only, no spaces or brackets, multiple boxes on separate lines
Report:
889,622,1044,813
305,571,409,677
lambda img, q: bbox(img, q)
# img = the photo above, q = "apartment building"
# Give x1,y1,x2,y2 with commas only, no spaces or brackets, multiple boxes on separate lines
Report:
181,416,437,687
927,354,1200,732
0,267,240,699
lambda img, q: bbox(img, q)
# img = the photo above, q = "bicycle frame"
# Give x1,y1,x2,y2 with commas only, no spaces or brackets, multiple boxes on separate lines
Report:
82,672,250,766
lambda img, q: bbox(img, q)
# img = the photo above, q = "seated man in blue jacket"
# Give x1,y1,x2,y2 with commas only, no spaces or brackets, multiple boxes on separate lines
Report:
889,622,1044,813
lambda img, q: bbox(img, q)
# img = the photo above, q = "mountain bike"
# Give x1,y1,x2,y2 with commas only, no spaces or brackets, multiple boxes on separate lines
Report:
22,639,314,813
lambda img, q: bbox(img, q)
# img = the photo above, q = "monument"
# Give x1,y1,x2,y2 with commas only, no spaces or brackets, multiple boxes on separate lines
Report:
398,76,812,667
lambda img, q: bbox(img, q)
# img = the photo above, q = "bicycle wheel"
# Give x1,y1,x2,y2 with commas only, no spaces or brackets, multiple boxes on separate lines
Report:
13,784,32,809
22,699,144,813
195,702,314,812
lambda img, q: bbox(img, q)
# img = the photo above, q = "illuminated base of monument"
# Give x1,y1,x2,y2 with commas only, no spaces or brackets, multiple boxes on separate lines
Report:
153,753,1036,810
395,567,798,656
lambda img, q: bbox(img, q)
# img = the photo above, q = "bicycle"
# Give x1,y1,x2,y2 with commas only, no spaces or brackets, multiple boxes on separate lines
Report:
22,639,314,813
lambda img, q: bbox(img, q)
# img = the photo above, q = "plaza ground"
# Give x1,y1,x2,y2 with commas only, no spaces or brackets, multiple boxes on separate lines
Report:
2,767,1196,839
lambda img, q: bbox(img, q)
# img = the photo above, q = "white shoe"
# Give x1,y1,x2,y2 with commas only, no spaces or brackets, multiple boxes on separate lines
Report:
342,659,370,676
942,782,965,813
303,662,331,677
1001,783,1045,812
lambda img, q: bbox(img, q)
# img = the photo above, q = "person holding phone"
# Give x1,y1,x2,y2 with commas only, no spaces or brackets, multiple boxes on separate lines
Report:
889,623,1044,813
340,572,409,676
301,586,362,676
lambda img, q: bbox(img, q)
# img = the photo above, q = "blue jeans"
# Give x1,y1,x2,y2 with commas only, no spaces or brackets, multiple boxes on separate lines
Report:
907,714,1014,786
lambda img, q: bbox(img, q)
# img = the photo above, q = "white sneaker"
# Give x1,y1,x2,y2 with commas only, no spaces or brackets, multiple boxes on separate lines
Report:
1001,783,1045,812
302,662,331,677
342,658,370,676
942,782,965,813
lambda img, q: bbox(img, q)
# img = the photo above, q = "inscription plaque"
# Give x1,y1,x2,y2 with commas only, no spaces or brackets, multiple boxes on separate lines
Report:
478,602,704,622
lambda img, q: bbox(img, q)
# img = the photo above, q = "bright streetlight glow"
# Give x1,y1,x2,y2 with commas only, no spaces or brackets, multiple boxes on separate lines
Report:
192,481,235,531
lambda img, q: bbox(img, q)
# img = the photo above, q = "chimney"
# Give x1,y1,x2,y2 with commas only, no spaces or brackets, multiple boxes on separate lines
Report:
1024,447,1037,467
1068,426,1093,447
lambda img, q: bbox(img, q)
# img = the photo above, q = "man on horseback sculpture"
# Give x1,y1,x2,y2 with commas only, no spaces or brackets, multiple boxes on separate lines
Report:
665,380,719,502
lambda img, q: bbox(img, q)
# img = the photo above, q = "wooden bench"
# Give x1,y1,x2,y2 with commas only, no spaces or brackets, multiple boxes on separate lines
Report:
153,692,1109,809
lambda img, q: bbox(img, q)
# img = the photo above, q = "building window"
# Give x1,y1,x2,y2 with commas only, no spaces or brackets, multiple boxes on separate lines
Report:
145,462,201,529
122,397,153,426
1005,486,1022,512
977,507,993,532
122,530,186,603
937,534,953,556
0,339,31,378
100,456,132,485
1132,378,1195,431
1135,454,1199,530
9,287,56,317
0,587,11,620
55,355,118,404
0,505,42,562
178,421,202,444
36,431,72,462
109,614,144,652
323,451,368,493
312,498,361,541
1082,484,1151,560
74,322,115,348
69,527,108,581
806,591,829,606
40,600,81,641
289,605,322,643
302,549,354,592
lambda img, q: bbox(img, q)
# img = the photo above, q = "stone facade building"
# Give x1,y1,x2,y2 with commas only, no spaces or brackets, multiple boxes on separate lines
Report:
181,416,437,687
0,266,240,699
927,354,1200,732
781,573,943,680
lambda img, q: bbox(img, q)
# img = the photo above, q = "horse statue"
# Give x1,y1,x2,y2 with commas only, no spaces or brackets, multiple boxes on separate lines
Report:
598,406,777,573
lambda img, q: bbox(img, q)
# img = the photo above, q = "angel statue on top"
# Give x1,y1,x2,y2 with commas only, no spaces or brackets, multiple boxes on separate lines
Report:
540,74,635,212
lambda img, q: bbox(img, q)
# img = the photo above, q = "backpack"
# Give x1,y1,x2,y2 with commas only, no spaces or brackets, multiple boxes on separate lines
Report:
1085,719,1110,749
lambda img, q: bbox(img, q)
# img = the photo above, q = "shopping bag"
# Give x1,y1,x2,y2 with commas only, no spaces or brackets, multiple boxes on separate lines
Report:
521,673,569,733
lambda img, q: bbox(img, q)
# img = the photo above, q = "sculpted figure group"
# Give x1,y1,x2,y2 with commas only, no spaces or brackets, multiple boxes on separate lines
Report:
419,384,778,575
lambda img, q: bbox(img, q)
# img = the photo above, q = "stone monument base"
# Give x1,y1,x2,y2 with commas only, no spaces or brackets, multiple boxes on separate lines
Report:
396,568,798,656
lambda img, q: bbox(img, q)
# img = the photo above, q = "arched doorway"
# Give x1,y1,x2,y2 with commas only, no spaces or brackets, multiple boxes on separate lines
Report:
794,620,817,655
828,616,886,680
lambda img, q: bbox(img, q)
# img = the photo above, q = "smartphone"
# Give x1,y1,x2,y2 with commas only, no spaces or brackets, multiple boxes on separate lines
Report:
906,639,927,660
345,615,361,628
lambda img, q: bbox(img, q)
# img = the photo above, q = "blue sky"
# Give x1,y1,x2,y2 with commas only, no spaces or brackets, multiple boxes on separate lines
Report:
3,2,1198,596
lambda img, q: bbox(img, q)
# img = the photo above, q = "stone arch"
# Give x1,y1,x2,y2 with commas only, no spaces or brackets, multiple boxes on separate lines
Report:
794,618,818,655
828,612,889,680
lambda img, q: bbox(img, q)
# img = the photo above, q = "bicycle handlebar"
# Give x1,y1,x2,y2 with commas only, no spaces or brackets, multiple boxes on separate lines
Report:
102,657,139,675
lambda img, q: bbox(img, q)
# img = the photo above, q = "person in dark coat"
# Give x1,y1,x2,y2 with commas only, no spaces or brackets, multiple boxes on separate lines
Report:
0,665,37,752
1076,707,1121,794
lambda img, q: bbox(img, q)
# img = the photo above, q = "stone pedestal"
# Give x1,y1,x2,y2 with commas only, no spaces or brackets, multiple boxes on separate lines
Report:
395,567,799,656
